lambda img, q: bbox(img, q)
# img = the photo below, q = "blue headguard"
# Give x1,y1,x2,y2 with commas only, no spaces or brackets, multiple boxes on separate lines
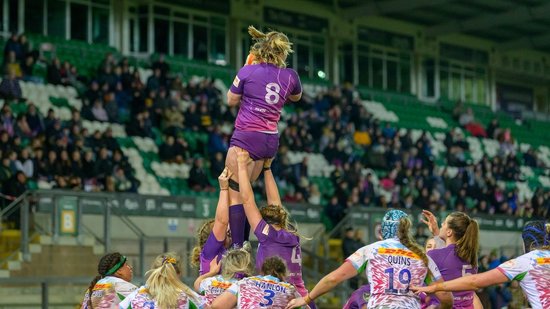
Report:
381,209,408,240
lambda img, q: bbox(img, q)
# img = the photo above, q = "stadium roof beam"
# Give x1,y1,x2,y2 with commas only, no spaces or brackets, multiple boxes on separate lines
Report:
498,33,550,51
341,0,453,19
426,2,550,37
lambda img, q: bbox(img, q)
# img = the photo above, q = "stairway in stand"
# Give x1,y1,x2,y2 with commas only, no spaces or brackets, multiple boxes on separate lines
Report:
0,226,104,308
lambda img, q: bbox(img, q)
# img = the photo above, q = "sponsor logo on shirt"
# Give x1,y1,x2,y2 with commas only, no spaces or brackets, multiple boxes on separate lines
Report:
262,224,270,236
377,248,420,260
92,283,112,290
212,280,233,289
233,76,240,88
536,257,550,264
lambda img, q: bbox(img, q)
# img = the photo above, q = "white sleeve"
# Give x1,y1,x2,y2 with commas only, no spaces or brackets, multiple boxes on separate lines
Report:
118,288,139,309
427,256,442,282
497,253,531,281
345,244,373,271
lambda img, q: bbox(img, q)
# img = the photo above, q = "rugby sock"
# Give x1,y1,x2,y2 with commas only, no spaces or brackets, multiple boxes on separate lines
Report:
229,204,245,247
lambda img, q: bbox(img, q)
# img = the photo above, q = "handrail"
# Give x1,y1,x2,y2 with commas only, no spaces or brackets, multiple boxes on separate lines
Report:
326,212,352,240
81,223,105,246
0,191,30,218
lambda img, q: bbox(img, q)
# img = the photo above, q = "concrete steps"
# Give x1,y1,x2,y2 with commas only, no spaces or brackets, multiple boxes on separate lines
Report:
0,285,86,308
0,233,101,308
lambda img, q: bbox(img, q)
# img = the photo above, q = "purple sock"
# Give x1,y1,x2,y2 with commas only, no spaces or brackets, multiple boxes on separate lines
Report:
229,204,246,247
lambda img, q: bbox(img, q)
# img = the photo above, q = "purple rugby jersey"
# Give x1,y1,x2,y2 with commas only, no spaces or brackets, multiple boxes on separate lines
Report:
230,63,301,133
428,244,478,308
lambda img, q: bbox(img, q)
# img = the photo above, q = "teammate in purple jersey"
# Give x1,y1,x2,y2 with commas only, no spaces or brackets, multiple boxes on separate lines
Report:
412,220,550,309
224,26,303,251
421,210,483,309
225,25,302,189
191,168,234,275
235,147,316,309
343,284,370,309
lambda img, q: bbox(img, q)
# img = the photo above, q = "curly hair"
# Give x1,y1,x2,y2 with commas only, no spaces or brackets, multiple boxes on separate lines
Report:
190,219,215,268
247,26,293,68
85,252,124,309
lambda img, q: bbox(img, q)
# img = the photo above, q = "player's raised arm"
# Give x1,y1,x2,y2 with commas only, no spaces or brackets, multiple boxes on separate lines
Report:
212,168,231,241
263,158,282,207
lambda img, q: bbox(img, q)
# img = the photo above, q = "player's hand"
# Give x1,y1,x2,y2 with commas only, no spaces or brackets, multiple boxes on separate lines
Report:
285,297,306,309
411,284,436,294
235,147,252,165
421,210,440,236
218,167,231,190
264,157,274,169
209,257,221,275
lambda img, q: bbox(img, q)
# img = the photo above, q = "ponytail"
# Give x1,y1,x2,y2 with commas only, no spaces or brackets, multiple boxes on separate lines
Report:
85,275,101,308
448,212,479,267
397,217,429,268
147,253,201,308
247,26,293,68
455,219,479,267
248,26,266,40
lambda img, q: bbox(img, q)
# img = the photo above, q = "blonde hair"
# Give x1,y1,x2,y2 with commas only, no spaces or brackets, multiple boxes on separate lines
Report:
221,249,253,280
397,217,429,268
248,25,293,68
260,204,311,240
191,219,214,268
146,252,199,308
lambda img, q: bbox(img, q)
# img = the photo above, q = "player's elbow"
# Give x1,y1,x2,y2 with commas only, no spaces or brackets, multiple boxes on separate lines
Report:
227,91,240,106
289,92,302,102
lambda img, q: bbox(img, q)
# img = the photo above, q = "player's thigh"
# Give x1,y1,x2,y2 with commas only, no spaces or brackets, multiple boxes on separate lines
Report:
250,160,264,182
225,146,262,182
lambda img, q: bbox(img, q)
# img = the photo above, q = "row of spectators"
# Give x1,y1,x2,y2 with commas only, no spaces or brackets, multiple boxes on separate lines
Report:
265,87,549,226
1,36,549,225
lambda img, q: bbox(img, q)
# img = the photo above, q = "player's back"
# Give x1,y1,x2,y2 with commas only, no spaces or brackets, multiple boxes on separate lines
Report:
81,276,136,309
120,285,206,309
428,244,476,308
199,275,236,306
234,63,300,133
364,239,431,309
231,275,297,309
497,249,550,309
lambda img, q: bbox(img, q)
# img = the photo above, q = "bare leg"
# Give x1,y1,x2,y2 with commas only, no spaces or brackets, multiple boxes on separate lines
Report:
225,146,264,184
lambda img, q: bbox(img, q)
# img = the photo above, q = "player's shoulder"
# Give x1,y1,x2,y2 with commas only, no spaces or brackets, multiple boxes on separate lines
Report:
283,67,300,78
427,245,453,260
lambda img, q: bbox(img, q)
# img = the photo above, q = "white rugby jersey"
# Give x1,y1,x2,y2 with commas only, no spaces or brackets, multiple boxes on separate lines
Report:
346,238,442,309
497,249,550,309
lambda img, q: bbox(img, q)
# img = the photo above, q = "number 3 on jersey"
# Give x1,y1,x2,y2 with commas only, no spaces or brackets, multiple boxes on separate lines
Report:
260,290,275,307
265,83,281,105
